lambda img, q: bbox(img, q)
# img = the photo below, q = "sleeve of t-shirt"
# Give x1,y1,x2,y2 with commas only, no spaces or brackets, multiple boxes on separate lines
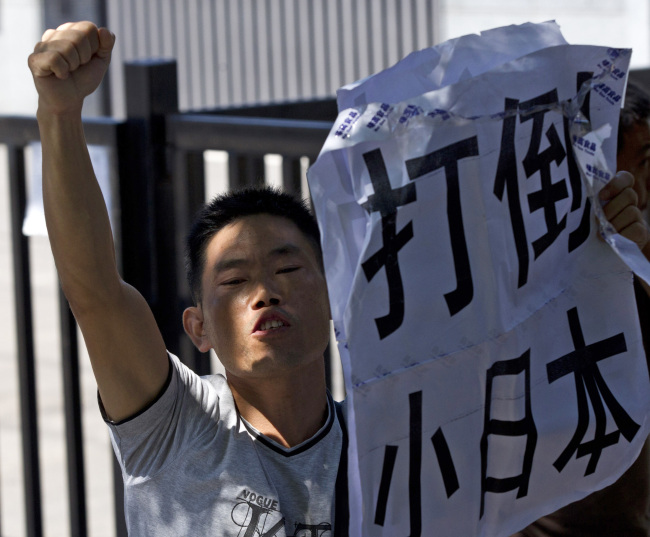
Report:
101,352,223,480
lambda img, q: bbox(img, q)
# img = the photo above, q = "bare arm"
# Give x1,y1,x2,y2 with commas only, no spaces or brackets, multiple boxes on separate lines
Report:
29,22,168,421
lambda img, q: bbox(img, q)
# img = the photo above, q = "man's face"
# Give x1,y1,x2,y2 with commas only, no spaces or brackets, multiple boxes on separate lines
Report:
195,214,331,379
617,120,650,211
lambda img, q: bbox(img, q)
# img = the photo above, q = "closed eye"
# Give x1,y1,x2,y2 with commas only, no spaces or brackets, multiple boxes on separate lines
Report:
222,278,246,286
277,266,300,274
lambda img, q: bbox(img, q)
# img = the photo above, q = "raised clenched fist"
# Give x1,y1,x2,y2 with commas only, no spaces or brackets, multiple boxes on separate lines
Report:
28,21,115,115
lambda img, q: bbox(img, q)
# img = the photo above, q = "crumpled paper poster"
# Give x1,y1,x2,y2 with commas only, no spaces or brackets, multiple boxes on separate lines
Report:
308,21,650,537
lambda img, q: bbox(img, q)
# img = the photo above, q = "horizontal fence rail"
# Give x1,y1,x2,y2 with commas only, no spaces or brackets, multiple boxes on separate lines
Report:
167,114,333,155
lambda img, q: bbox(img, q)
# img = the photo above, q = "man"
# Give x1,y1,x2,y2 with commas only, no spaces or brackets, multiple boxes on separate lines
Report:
512,82,650,537
29,21,343,536
28,21,648,536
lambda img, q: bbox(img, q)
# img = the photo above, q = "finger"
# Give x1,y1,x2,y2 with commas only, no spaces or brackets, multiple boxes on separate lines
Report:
609,205,648,244
34,25,105,77
68,22,101,62
28,49,71,79
45,21,98,40
74,29,95,65
615,219,650,249
599,170,635,202
43,22,101,63
41,28,56,42
32,38,81,77
56,21,77,31
63,22,102,51
96,27,116,59
602,186,638,222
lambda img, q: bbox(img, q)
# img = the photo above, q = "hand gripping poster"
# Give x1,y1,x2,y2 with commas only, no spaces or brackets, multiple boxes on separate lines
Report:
308,22,650,537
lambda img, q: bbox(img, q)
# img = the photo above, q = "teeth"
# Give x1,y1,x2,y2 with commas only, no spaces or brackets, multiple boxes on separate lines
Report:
261,320,284,331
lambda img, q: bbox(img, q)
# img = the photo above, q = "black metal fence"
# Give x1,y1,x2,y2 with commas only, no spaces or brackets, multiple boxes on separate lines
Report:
0,59,336,537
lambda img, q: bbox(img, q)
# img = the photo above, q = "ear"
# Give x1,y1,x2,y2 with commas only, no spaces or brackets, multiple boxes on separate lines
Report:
183,306,213,353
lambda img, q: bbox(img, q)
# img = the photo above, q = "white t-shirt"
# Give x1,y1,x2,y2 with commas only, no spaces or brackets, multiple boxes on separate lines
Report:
103,353,343,536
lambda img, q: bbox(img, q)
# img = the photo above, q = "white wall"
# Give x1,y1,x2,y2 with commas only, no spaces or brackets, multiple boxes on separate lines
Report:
440,0,650,69
0,0,42,115
5,1,650,116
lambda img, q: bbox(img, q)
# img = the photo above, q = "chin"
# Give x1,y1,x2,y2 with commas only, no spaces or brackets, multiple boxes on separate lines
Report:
252,353,321,377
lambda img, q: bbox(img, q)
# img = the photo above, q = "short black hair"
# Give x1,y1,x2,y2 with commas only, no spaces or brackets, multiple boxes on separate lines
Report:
618,81,650,151
185,186,322,304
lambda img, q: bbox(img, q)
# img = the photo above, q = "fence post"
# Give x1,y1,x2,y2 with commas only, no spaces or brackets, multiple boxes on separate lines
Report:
112,59,179,536
118,58,182,351
170,148,210,374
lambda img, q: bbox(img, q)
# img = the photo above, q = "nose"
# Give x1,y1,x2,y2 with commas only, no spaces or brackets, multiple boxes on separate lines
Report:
251,278,282,309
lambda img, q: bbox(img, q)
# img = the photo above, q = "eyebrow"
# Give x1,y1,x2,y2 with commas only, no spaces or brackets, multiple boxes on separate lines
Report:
214,243,303,273
270,243,302,258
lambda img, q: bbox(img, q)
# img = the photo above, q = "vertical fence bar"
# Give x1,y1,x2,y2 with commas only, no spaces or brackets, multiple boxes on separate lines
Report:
281,156,303,194
171,148,210,374
228,154,265,189
121,59,179,349
8,144,42,537
59,287,87,537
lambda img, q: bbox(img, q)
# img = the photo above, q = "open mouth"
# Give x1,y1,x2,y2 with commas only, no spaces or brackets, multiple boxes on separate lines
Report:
253,313,291,333
258,319,286,331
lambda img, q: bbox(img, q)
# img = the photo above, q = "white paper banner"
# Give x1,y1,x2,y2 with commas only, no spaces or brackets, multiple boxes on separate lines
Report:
308,22,650,537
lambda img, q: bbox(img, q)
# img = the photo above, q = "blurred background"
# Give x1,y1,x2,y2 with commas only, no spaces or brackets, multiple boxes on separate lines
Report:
1,1,649,536
5,0,650,117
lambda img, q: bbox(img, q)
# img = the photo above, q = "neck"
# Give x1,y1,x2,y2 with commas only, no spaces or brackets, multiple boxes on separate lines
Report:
227,359,328,448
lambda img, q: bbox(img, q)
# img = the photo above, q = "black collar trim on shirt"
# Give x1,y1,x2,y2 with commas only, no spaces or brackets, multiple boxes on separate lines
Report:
242,392,337,457
333,400,349,537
